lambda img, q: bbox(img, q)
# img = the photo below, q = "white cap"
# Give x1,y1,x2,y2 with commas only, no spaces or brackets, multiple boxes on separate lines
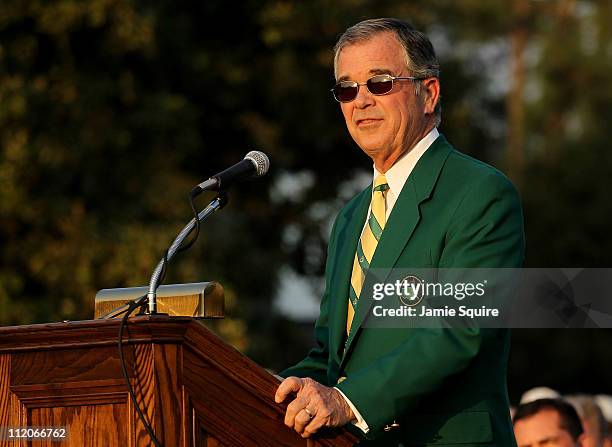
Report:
595,395,612,422
520,387,561,404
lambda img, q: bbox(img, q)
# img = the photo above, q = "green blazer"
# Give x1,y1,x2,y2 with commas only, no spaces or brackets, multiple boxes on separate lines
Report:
281,135,524,446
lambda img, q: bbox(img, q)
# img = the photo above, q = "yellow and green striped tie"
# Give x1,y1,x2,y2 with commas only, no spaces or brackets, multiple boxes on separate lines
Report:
347,174,389,335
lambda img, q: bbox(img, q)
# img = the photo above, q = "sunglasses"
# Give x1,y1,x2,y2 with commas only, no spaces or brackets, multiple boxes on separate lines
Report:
331,74,424,103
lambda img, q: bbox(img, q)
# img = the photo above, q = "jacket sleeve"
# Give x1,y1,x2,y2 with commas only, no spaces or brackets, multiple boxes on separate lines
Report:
336,172,525,438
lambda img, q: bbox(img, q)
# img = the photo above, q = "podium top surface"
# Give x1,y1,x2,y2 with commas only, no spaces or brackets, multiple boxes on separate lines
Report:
0,315,195,353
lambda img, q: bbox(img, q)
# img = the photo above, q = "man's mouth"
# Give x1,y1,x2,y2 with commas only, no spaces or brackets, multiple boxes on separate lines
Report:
356,118,382,126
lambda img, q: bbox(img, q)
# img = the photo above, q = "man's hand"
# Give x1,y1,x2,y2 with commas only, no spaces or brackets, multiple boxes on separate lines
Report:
275,376,355,438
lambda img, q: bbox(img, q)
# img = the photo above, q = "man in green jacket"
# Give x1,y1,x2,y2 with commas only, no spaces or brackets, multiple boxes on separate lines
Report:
275,18,524,446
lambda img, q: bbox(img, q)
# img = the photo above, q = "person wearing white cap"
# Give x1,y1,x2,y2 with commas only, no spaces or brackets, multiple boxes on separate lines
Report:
565,394,609,447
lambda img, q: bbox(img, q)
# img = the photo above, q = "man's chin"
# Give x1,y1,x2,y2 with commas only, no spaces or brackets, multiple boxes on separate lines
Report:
357,145,386,162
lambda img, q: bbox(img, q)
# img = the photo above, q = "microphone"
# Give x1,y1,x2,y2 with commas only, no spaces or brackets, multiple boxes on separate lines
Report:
192,151,270,195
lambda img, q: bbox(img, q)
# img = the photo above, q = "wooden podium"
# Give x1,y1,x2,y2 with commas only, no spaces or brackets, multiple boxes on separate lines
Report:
0,316,358,446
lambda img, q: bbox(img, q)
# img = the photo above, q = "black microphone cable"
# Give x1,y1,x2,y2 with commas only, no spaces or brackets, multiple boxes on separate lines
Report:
118,294,162,447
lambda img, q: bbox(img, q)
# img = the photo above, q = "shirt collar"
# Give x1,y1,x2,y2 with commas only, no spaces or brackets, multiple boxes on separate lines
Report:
374,127,439,197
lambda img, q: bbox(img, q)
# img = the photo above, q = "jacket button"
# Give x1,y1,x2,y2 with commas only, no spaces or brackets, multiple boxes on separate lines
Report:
383,421,400,431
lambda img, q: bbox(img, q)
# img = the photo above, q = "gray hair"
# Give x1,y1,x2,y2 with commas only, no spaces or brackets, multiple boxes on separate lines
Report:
333,18,441,126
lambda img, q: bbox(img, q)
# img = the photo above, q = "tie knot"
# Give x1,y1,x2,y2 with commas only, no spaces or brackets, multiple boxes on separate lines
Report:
373,174,389,192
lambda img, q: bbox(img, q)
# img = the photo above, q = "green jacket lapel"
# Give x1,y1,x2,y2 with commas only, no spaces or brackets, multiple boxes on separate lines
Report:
340,134,453,367
328,188,370,368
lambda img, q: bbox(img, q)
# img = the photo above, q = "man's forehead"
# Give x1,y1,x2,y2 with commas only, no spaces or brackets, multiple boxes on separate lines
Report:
335,33,406,80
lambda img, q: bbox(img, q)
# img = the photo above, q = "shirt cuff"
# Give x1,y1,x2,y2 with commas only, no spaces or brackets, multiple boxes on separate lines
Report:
334,387,370,433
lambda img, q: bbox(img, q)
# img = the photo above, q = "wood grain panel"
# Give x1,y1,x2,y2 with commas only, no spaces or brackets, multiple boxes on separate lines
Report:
0,354,28,447
126,342,185,446
131,343,155,447
0,354,11,428
29,403,129,447
11,346,132,386
152,344,183,446
183,348,355,446
183,321,357,447
9,345,134,408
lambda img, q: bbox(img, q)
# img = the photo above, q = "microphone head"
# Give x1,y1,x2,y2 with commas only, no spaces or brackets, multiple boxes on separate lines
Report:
245,151,270,177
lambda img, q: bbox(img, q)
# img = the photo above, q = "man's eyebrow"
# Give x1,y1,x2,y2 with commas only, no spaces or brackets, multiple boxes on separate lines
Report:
370,68,394,75
336,68,395,83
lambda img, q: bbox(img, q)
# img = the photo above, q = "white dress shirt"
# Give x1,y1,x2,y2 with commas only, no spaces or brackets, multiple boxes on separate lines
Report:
334,127,440,433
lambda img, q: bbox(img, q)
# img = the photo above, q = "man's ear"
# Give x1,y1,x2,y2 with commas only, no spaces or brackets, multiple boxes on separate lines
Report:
577,432,587,447
421,77,440,115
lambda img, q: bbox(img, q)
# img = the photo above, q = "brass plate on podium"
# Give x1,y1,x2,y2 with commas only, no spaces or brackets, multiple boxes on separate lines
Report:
94,282,224,319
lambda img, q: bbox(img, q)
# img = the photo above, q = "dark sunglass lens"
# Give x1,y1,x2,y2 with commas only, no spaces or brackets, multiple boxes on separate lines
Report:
367,76,393,95
334,83,358,102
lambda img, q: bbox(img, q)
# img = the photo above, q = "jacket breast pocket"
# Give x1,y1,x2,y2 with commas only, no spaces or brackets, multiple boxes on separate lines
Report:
397,249,433,268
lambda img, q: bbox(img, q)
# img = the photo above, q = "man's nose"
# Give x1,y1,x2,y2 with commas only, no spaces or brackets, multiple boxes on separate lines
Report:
353,85,375,108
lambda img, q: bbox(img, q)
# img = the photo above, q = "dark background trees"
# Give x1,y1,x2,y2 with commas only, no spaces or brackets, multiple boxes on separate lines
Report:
1,0,611,402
